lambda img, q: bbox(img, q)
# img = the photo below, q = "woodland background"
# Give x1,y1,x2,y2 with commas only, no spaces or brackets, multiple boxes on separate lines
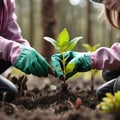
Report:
15,0,120,63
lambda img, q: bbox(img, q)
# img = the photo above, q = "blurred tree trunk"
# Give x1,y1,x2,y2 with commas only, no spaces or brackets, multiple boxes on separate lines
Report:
41,0,58,63
29,0,34,46
108,29,113,46
86,0,92,45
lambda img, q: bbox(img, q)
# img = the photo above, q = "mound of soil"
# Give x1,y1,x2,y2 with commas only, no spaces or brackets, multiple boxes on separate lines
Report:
0,74,118,120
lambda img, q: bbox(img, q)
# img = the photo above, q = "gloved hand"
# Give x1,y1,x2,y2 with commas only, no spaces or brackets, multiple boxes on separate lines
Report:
13,46,52,77
51,51,92,80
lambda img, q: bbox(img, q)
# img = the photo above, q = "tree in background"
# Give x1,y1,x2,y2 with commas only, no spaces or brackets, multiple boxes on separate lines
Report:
86,0,92,45
41,0,58,63
29,0,34,46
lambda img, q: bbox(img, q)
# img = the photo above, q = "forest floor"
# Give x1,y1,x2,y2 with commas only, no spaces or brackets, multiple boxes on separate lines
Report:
0,73,118,120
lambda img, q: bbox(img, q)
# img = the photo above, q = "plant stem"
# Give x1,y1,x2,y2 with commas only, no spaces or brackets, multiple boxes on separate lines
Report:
91,71,94,92
90,70,96,92
62,52,66,81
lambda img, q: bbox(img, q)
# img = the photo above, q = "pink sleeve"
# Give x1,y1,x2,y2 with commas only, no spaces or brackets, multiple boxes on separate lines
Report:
1,0,30,46
0,36,22,64
90,43,120,70
0,0,31,64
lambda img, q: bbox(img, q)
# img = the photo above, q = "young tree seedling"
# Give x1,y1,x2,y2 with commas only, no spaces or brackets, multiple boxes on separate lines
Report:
44,28,82,92
82,43,100,92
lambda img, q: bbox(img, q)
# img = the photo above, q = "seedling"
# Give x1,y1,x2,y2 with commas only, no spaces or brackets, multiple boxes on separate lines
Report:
96,91,120,113
82,43,100,91
44,28,82,92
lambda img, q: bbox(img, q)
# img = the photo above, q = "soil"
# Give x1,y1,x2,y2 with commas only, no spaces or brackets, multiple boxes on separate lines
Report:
0,74,118,120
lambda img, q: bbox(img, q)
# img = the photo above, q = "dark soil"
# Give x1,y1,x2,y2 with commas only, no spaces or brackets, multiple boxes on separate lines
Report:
0,74,117,120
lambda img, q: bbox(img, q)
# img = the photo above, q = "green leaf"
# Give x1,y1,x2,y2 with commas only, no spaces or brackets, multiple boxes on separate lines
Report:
93,44,100,51
44,37,57,47
115,91,120,103
96,91,120,113
57,28,69,50
65,63,75,74
106,93,114,98
82,44,92,52
82,43,100,52
66,36,83,51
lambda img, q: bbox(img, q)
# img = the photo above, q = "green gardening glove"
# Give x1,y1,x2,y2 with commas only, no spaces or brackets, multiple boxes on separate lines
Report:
51,51,92,80
13,46,52,77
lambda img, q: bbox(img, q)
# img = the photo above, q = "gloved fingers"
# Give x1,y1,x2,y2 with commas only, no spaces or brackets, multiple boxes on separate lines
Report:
35,60,49,77
48,66,54,75
52,53,63,59
51,54,64,79
37,56,54,75
30,64,41,77
51,51,80,80
69,54,91,72
64,51,75,62
35,53,51,76
53,67,64,79
32,51,53,77
52,52,74,63
39,64,49,77
65,57,81,79
52,69,65,80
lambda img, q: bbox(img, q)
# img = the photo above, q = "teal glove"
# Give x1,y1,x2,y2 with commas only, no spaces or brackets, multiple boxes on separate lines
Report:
51,51,92,80
13,46,51,77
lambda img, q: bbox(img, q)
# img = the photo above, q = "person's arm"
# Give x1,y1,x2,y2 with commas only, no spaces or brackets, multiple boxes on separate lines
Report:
51,43,120,80
1,0,30,46
0,0,52,77
90,43,120,70
0,0,30,64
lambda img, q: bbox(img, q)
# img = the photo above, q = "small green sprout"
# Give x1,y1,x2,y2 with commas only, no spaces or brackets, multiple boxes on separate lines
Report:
44,28,82,80
96,91,120,113
82,43,100,52
82,43,100,91
44,28,82,53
